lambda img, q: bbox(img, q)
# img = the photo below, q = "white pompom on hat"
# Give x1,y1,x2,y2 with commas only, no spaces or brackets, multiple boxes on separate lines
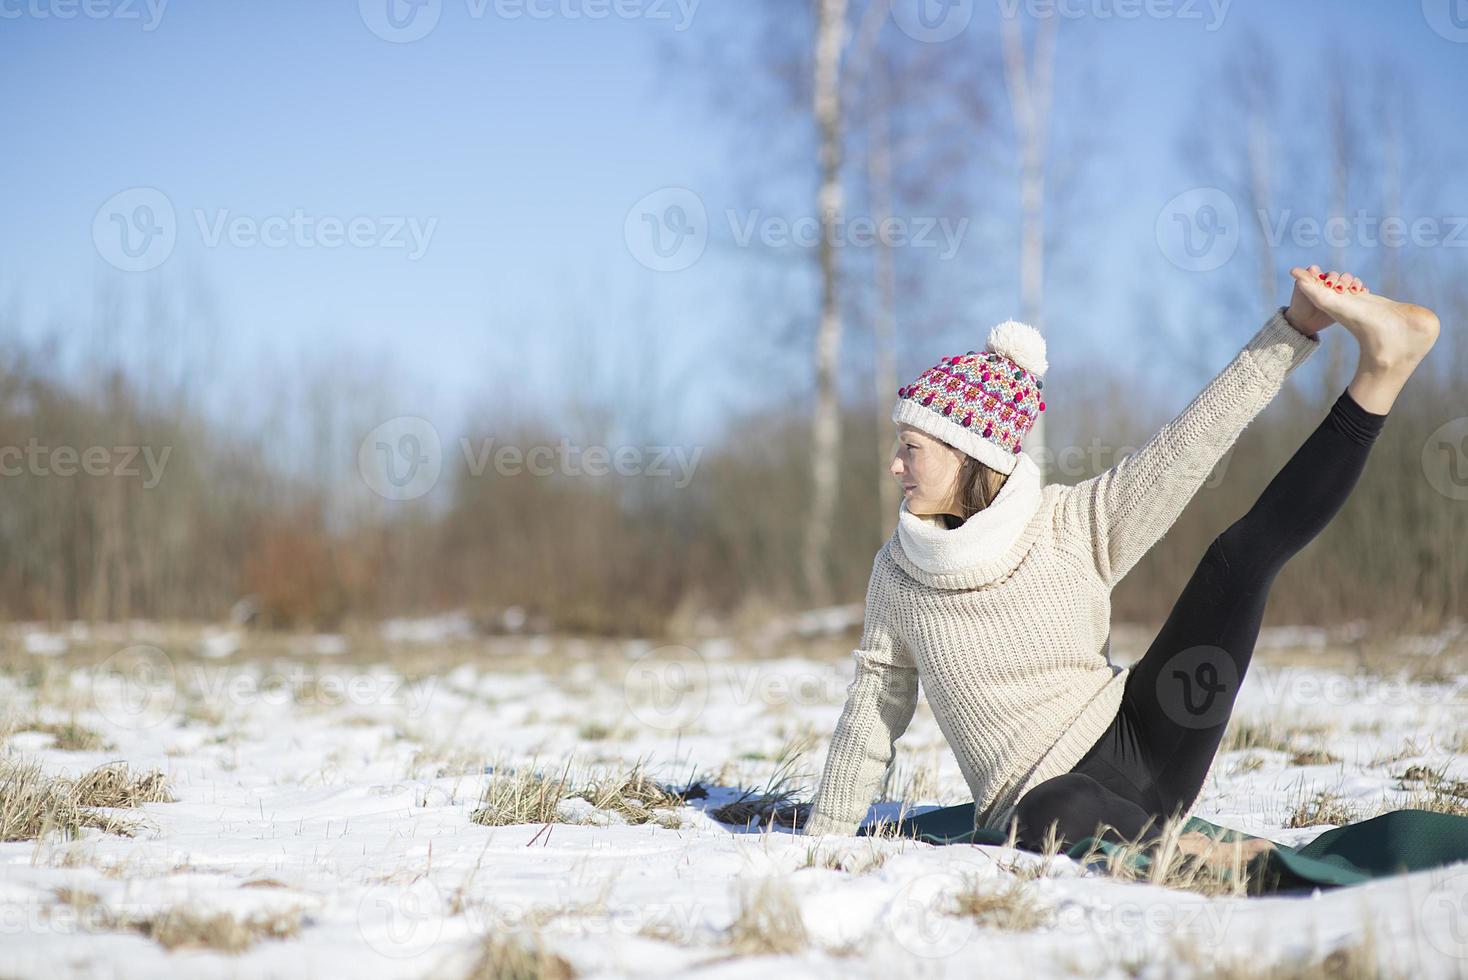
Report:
891,317,1049,475
986,319,1048,378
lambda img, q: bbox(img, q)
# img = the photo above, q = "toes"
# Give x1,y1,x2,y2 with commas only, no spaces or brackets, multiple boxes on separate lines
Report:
1323,270,1341,290
1336,272,1357,294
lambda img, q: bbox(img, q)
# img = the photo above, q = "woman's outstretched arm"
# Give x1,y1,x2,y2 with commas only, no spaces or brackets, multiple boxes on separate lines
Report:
1056,306,1321,589
803,554,919,837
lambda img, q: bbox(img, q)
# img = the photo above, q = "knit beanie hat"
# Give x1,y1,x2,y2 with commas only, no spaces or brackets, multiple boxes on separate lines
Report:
892,319,1048,475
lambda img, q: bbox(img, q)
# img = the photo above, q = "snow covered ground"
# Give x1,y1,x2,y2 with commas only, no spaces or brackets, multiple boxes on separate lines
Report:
1,621,1465,979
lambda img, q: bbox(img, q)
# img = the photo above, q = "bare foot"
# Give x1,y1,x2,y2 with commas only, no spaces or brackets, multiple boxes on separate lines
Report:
1174,830,1276,869
1288,266,1441,414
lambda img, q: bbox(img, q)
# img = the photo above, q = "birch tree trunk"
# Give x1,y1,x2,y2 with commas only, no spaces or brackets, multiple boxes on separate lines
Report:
802,0,849,605
868,55,900,542
1000,12,1057,480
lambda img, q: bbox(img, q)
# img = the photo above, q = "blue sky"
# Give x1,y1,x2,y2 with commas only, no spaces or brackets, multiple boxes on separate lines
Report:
2,0,1465,446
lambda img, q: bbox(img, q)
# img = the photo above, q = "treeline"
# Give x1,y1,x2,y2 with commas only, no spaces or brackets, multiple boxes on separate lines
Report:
2,287,1462,636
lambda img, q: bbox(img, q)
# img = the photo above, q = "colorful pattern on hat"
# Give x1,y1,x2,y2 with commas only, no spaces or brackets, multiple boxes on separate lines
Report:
891,319,1047,475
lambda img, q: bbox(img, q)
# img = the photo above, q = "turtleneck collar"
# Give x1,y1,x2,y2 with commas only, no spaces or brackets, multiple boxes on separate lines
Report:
890,451,1046,589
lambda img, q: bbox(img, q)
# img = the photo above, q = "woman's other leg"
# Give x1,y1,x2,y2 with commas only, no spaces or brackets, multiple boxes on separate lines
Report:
1123,386,1388,818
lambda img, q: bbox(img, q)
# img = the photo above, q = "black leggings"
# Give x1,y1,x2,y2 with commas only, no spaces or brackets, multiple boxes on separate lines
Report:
1012,387,1388,852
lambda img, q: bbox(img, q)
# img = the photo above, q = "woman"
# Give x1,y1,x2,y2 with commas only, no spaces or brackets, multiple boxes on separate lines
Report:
801,264,1441,863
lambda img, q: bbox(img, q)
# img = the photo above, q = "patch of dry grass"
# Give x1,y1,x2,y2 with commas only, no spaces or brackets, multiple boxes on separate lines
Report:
799,842,888,874
461,930,576,979
14,717,111,752
951,876,1051,931
0,759,173,841
1286,789,1358,829
722,878,808,956
124,906,303,953
571,759,684,826
469,758,581,828
1161,918,1395,979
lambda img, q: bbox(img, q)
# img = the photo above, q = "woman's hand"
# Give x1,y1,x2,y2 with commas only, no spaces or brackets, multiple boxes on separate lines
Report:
1285,265,1370,336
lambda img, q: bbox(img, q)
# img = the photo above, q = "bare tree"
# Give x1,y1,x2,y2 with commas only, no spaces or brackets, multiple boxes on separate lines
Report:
998,10,1059,479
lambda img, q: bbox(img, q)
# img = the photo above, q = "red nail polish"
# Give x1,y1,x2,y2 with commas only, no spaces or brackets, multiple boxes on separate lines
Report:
1318,273,1328,280
1335,285,1344,292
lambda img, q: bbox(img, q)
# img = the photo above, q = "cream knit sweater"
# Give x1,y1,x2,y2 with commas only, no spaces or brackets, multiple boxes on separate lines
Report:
804,307,1321,839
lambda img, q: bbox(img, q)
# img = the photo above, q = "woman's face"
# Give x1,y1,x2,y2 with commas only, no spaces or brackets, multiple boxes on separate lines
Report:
890,425,963,517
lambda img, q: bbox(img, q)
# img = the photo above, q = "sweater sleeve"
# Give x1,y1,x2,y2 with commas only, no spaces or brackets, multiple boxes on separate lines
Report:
803,554,919,837
1057,306,1321,589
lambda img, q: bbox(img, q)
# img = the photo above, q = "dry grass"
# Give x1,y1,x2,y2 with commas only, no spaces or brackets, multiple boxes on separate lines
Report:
950,876,1051,931
0,759,173,841
1066,815,1264,899
1160,918,1396,979
800,842,889,874
1286,790,1358,829
14,717,111,752
570,759,685,825
469,758,580,828
461,931,576,979
124,906,303,953
72,762,175,808
722,878,809,956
